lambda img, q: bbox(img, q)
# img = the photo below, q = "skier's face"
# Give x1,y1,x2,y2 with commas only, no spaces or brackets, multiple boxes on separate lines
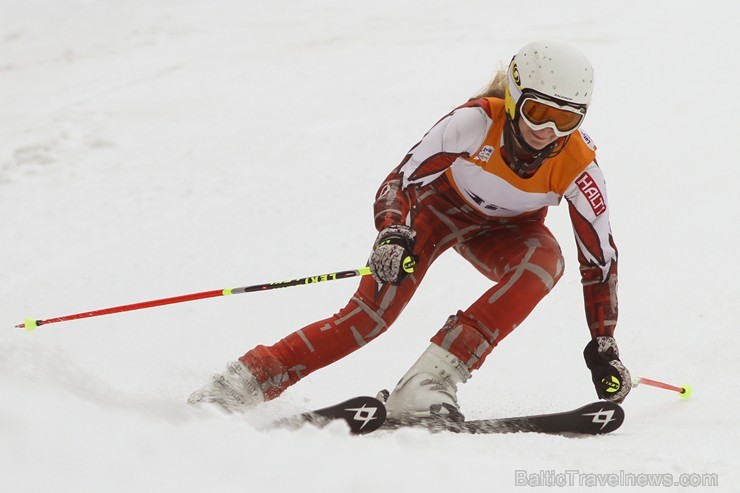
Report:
517,118,558,150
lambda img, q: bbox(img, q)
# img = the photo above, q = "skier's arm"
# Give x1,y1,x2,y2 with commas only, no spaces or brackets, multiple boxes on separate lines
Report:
374,163,412,230
373,105,490,230
564,163,619,338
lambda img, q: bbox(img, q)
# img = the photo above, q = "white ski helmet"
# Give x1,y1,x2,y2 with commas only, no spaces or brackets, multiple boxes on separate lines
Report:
505,40,594,136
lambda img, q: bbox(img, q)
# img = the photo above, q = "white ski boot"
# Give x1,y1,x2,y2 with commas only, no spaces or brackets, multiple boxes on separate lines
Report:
188,361,265,413
384,344,470,420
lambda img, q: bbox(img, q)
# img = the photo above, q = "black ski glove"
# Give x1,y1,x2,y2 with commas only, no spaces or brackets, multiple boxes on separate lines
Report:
369,224,416,284
583,336,631,403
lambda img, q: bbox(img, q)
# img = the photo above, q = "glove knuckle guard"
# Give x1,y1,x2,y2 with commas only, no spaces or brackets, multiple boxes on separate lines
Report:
370,225,416,284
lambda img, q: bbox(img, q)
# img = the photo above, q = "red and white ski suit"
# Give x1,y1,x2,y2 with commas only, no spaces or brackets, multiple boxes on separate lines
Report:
241,97,618,399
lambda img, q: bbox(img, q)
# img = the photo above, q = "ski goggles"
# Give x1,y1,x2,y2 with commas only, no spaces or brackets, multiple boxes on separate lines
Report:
518,94,587,137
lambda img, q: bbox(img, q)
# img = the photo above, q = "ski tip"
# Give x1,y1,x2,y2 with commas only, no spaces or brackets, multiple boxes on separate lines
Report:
277,396,387,435
577,401,625,435
316,396,387,435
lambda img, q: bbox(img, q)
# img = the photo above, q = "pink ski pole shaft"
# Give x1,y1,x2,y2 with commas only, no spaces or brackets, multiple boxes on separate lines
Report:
633,377,692,398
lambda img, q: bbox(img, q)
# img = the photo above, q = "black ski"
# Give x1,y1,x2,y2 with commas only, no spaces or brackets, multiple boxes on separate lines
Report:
383,401,624,435
274,398,623,436
273,396,387,435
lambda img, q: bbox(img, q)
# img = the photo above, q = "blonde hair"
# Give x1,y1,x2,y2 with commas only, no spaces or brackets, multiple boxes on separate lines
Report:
469,68,507,101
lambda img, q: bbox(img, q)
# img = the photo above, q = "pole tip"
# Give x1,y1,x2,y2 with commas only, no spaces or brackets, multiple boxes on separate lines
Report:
23,318,39,332
679,384,692,399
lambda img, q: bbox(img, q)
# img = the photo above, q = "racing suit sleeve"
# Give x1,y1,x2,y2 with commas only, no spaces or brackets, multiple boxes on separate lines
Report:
564,163,619,338
373,104,491,230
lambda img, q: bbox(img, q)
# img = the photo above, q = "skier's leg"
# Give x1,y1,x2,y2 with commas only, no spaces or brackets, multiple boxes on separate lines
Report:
189,191,481,410
432,219,565,370
385,220,564,418
240,272,424,400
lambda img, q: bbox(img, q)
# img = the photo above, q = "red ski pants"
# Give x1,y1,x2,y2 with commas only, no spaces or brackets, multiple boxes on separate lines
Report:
241,182,564,400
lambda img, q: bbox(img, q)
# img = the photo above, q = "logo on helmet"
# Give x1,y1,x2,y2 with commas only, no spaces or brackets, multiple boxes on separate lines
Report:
512,63,521,87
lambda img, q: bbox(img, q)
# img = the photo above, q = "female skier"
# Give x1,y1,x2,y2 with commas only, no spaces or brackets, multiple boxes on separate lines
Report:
189,40,631,419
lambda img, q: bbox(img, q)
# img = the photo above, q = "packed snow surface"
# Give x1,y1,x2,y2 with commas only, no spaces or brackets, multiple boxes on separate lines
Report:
1,1,738,492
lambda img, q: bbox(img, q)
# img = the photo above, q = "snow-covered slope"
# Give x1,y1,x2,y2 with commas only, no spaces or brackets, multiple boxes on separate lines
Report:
1,1,737,491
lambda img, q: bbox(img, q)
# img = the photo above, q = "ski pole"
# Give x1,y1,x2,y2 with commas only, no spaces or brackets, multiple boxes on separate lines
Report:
16,266,373,332
16,257,416,332
633,376,692,399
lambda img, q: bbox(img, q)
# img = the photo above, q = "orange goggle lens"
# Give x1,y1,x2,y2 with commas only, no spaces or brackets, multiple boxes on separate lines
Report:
520,98,585,133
